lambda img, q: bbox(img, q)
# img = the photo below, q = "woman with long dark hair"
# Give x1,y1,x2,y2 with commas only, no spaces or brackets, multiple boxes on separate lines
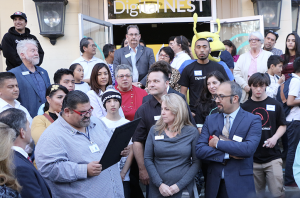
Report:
31,84,69,144
223,40,239,63
170,35,192,70
87,63,124,119
281,32,300,80
195,71,227,133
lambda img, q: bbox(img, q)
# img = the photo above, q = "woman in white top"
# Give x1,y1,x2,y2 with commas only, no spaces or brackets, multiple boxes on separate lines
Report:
233,31,272,102
100,86,133,198
86,63,124,120
170,35,192,70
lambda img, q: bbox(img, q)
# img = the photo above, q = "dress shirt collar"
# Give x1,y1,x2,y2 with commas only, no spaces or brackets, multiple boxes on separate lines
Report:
167,85,170,93
0,98,20,109
57,115,96,136
128,45,139,52
149,95,161,108
223,106,240,120
12,146,28,158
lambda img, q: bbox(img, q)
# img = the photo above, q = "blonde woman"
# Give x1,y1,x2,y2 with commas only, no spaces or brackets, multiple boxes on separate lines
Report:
144,93,200,198
0,122,22,198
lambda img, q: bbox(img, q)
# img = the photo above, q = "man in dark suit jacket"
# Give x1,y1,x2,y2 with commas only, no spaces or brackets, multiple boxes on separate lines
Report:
9,39,50,118
0,108,52,198
113,25,155,86
196,81,262,198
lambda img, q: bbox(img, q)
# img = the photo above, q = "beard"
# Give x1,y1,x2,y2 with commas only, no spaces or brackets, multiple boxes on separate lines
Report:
197,53,209,60
79,116,90,127
217,104,224,113
25,54,40,65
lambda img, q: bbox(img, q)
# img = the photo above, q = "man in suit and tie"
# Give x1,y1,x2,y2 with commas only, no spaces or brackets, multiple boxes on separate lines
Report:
196,81,262,198
9,39,50,118
0,108,52,198
113,25,155,87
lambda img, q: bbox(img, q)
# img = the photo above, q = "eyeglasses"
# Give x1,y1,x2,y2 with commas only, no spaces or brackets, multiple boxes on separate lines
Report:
127,33,139,37
249,39,261,43
212,94,236,101
159,54,170,58
72,106,94,116
117,74,132,79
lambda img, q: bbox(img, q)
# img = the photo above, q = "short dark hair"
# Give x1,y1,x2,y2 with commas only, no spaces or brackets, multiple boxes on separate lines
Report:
265,30,279,41
0,108,27,138
80,37,93,53
248,73,270,87
44,84,69,112
127,25,140,34
139,39,146,47
0,72,16,87
103,44,115,58
69,63,81,73
294,57,300,73
159,47,175,62
196,38,210,48
267,55,284,69
148,61,170,81
90,63,112,95
62,90,90,111
121,38,127,48
54,69,74,84
168,36,175,43
187,39,192,47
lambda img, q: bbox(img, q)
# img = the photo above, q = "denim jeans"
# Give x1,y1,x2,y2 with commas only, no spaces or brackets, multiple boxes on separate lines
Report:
285,120,300,185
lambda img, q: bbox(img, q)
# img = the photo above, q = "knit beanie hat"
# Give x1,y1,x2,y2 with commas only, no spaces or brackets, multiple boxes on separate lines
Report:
101,85,122,109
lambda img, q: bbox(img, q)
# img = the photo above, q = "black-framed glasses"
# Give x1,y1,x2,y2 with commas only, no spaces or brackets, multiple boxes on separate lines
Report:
72,106,94,116
212,94,236,101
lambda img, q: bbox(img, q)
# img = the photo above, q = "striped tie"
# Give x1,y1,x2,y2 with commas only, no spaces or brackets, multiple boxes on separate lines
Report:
222,115,230,138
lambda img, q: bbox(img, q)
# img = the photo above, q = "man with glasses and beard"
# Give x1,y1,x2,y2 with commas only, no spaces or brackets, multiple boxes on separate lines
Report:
35,90,126,198
196,81,262,198
9,39,50,118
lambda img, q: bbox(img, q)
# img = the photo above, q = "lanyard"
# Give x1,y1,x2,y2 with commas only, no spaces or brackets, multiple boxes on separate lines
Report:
81,127,93,144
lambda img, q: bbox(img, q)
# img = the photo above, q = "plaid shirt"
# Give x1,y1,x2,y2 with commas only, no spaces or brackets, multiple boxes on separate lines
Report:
35,115,124,198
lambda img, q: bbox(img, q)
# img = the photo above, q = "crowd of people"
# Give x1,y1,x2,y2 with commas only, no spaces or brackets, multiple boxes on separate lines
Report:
2,10,300,198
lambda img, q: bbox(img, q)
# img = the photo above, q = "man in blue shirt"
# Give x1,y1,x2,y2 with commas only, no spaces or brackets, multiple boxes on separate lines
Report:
9,39,50,118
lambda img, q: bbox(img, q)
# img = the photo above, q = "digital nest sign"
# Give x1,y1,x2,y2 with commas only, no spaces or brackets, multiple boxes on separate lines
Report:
107,0,211,19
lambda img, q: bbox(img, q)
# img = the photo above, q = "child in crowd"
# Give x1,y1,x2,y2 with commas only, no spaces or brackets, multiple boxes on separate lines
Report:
266,55,285,99
69,63,90,93
101,86,133,198
284,57,300,187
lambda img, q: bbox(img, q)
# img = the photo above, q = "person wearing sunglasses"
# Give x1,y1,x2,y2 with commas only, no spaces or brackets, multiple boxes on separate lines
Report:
35,90,126,198
263,30,283,56
32,84,69,144
234,31,272,103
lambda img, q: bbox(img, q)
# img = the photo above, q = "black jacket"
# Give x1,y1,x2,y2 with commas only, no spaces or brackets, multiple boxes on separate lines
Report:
1,27,44,70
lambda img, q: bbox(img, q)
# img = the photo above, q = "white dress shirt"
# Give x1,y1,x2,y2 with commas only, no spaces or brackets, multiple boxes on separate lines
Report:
12,146,28,158
72,56,105,80
266,73,280,99
171,51,191,70
128,45,139,82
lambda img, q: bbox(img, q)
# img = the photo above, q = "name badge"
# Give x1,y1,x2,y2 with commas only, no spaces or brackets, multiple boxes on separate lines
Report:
266,105,275,111
22,71,30,75
155,135,164,140
125,53,131,58
154,116,161,120
89,143,100,153
194,70,202,76
233,135,243,142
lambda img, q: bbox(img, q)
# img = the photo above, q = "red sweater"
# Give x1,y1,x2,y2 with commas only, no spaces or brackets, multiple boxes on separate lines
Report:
115,85,148,121
281,55,295,80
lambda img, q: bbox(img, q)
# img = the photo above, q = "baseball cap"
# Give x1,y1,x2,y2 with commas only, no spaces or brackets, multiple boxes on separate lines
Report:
10,11,27,22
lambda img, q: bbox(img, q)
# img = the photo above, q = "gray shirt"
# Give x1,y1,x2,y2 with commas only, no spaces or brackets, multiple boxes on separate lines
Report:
35,115,124,198
144,125,200,198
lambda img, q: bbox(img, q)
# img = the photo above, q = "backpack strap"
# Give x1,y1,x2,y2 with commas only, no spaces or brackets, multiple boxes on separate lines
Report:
43,113,55,123
280,83,287,103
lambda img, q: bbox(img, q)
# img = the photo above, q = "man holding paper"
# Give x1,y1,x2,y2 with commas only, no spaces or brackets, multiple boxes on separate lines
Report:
196,81,262,198
35,90,125,198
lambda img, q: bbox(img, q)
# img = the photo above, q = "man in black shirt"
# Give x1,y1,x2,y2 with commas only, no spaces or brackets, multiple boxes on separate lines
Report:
178,38,229,113
132,62,195,196
241,73,286,197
